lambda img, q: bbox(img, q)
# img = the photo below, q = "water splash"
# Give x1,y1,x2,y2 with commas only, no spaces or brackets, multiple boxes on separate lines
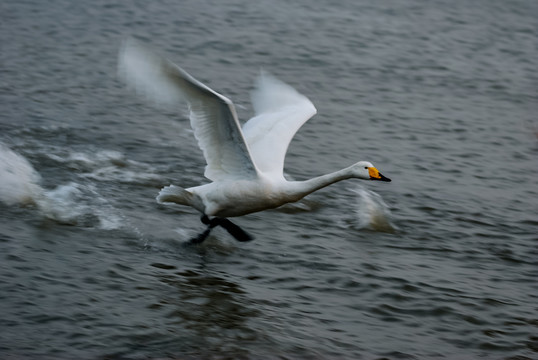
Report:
0,144,43,206
352,186,396,232
0,144,122,229
46,148,163,186
37,182,123,228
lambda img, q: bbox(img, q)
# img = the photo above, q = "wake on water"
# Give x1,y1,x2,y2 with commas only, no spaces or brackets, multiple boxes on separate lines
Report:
1,143,394,235
0,144,122,229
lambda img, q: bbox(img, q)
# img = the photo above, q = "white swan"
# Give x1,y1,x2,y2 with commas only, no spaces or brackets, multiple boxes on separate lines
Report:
119,39,391,242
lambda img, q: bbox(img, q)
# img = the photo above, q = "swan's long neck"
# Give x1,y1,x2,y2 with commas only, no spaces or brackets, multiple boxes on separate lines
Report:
284,166,354,201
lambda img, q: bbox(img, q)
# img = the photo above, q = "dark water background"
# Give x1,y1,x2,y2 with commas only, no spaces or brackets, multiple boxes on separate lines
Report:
1,0,537,359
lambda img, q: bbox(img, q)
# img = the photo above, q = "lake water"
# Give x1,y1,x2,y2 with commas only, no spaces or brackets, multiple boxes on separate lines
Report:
1,0,537,359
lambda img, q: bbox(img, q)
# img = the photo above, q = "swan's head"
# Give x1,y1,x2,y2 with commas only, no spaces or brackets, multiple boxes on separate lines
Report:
352,161,391,182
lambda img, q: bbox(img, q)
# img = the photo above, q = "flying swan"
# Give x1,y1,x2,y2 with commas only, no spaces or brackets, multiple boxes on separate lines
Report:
119,39,391,243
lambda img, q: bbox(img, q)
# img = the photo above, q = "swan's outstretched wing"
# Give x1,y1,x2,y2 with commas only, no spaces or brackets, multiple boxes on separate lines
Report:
242,73,317,178
119,39,259,181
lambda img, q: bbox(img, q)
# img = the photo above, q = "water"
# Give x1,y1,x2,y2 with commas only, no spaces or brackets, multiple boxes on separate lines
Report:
1,0,537,358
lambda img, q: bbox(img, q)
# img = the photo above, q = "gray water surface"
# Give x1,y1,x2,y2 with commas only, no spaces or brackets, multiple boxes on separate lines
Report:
1,0,537,359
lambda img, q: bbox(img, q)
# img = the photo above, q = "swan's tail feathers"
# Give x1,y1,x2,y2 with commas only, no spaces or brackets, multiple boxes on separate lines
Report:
156,185,192,206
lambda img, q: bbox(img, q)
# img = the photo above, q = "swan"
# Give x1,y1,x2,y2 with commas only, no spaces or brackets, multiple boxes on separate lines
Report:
119,39,391,243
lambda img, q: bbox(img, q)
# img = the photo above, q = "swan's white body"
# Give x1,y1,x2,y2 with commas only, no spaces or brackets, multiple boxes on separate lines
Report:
119,39,390,220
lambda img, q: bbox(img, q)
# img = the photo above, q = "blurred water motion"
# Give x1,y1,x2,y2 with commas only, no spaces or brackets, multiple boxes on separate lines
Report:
1,0,537,359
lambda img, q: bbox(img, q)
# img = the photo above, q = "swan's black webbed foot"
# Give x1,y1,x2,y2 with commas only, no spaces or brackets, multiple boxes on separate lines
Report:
218,218,254,242
189,215,254,243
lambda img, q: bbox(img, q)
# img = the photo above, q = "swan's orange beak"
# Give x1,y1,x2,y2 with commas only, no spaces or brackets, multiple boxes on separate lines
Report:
368,167,391,182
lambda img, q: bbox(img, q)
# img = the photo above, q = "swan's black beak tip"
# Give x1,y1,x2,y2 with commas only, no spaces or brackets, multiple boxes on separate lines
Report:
378,173,391,182
368,167,391,182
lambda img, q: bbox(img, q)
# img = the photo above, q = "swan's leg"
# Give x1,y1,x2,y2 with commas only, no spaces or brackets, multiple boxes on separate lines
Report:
190,215,254,243
189,227,212,244
216,218,254,242
201,214,211,226
188,214,217,244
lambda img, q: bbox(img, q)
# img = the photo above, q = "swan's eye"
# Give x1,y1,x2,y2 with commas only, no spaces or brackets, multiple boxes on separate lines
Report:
364,167,368,169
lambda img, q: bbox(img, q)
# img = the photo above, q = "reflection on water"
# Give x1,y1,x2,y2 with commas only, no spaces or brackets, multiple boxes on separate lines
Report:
148,263,261,357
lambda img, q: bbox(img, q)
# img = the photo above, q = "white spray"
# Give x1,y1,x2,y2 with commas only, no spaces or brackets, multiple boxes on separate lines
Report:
352,185,396,232
0,144,122,228
0,144,43,206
